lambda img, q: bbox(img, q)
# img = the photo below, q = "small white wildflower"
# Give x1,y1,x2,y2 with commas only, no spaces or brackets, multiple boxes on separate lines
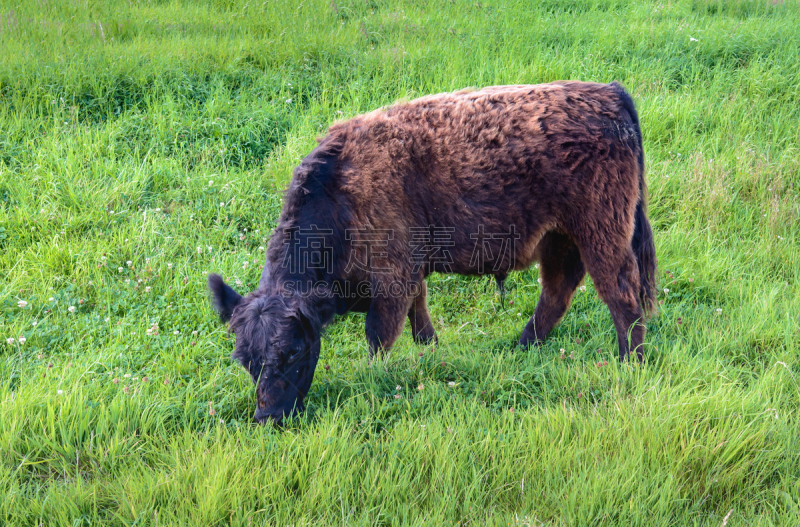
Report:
6,338,15,345
197,246,203,254
17,300,28,308
145,286,151,293
125,279,130,284
259,246,265,251
537,277,542,284
209,180,213,186
173,330,179,335
663,288,670,294
448,381,456,387
517,312,522,316
126,261,132,267
690,37,698,42
57,390,63,395
286,98,292,103
534,263,539,269
716,308,722,314
100,256,106,261
48,297,54,302
68,306,76,313
207,246,212,253
167,263,172,269
396,385,402,391
18,336,26,344
124,373,131,378
220,202,225,207
579,285,587,292
192,330,198,335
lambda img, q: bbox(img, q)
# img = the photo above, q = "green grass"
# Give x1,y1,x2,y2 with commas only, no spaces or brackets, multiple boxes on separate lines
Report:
1,0,799,524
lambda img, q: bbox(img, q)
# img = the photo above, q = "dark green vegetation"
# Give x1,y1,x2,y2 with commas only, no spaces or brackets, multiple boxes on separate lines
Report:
1,0,799,525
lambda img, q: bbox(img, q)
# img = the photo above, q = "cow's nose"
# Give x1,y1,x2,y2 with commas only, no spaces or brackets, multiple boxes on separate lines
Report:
254,407,282,426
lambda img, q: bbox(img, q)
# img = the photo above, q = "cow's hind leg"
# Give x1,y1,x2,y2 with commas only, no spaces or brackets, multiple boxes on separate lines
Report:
579,242,646,362
408,280,437,345
519,232,586,348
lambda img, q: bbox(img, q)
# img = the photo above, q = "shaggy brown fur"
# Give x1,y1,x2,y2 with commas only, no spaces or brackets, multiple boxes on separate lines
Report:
210,81,657,425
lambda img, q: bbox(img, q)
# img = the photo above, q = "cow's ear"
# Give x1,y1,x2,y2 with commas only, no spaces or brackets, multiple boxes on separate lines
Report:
208,274,243,323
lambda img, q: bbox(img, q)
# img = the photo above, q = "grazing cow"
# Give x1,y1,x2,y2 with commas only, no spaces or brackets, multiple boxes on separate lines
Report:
209,81,657,425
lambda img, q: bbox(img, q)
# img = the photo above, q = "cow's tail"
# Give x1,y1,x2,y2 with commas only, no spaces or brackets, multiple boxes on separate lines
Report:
612,81,657,317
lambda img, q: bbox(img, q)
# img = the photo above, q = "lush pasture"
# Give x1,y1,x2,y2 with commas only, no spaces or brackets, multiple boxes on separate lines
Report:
1,0,799,524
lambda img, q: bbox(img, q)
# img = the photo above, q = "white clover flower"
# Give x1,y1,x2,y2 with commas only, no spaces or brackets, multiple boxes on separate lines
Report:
118,267,124,273
448,381,456,387
259,246,265,251
17,300,28,308
690,37,698,42
124,373,131,378
6,338,14,345
57,390,63,395
48,297,54,302
220,202,225,207
579,285,587,292
197,246,203,254
537,277,542,284
716,308,722,314
663,288,670,294
18,336,26,344
126,261,132,266
167,263,172,269
207,246,212,253
192,330,198,335
68,306,76,313
534,263,539,269
286,98,292,104
145,286,151,293
173,330,179,335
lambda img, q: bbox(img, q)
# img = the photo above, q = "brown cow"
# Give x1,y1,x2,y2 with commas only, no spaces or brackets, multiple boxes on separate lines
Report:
209,81,657,425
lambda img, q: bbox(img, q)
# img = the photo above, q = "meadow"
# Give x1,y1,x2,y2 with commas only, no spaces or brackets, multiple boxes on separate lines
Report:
1,0,799,524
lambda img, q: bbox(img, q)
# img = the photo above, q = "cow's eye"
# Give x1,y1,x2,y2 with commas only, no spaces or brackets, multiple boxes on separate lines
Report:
287,346,305,364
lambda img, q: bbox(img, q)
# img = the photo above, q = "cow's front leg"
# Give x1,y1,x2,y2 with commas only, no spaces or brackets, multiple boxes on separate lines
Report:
365,290,411,359
408,279,437,345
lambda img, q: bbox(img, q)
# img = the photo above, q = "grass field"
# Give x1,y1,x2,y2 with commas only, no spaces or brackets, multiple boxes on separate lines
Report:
2,0,800,525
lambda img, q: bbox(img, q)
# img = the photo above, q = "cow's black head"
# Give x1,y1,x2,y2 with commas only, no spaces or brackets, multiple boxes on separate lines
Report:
208,274,320,426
